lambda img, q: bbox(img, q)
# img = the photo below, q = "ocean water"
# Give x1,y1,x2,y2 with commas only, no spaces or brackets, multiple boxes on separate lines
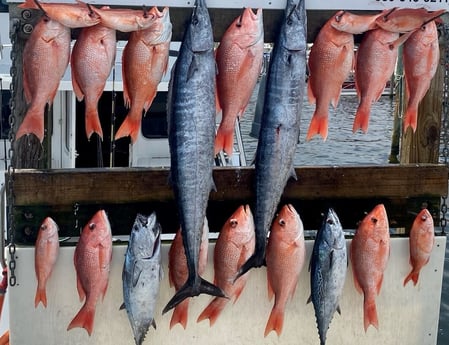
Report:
237,83,449,344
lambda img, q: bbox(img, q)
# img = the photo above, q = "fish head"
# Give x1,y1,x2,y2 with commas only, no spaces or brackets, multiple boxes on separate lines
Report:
375,8,445,33
129,212,162,259
77,2,102,27
358,204,389,242
272,204,304,236
81,210,112,245
331,10,385,35
39,217,59,239
282,0,307,51
322,208,345,250
187,0,213,53
143,7,173,44
413,208,434,235
224,205,255,238
226,8,263,49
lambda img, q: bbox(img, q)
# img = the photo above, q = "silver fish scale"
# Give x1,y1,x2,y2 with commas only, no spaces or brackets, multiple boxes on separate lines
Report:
239,0,307,274
310,209,347,345
122,213,162,345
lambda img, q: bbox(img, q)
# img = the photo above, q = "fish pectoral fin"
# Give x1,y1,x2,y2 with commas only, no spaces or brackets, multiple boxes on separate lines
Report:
187,56,200,82
337,304,342,315
132,261,144,287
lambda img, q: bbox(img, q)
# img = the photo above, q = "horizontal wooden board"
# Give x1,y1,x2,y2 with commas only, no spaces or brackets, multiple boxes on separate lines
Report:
9,165,449,206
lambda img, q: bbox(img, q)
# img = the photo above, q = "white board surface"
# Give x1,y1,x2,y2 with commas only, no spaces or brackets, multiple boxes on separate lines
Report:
7,236,446,345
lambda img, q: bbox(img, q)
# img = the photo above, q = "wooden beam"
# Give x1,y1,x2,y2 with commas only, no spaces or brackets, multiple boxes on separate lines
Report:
9,165,448,207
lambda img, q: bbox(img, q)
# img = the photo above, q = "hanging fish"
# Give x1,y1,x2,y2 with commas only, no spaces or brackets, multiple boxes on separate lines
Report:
235,0,307,280
353,28,412,133
71,23,116,140
308,208,347,345
350,204,390,332
16,16,71,142
404,208,435,286
89,5,157,32
265,204,305,337
214,7,264,156
402,20,439,132
331,10,386,34
121,213,163,345
34,217,59,308
375,7,446,33
115,7,172,143
19,0,101,28
168,219,209,329
162,0,225,314
306,10,353,141
197,205,255,326
67,210,112,336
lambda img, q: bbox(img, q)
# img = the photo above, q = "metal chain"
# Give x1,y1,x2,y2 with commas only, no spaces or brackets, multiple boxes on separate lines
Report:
7,18,21,286
440,24,449,235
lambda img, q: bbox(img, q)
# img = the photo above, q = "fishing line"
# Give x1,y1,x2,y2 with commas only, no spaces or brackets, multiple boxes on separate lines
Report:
109,64,116,168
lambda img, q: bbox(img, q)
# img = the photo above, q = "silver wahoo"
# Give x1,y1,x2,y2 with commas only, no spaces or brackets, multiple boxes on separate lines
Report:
163,0,225,314
236,0,307,279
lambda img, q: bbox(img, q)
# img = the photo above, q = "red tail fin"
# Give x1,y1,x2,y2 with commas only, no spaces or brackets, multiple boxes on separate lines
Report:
85,108,103,141
214,126,234,156
34,287,47,308
353,103,371,133
16,108,44,142
67,304,95,336
306,112,328,141
169,299,189,330
403,107,418,133
115,111,141,144
264,306,284,337
197,298,228,327
403,270,419,287
363,296,379,332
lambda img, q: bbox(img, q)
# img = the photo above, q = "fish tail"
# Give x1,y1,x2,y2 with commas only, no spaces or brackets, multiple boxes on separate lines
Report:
16,108,44,142
306,112,328,141
34,287,47,308
169,299,189,330
162,276,226,315
363,296,379,332
403,270,419,287
353,103,371,133
264,306,284,337
67,304,95,336
85,108,103,141
197,297,228,326
214,125,234,156
115,112,141,144
403,107,418,133
234,252,264,283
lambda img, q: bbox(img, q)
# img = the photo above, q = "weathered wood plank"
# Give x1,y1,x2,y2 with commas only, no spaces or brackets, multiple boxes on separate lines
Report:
10,165,449,206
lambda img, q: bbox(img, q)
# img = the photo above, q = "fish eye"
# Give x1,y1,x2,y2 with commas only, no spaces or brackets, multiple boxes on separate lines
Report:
327,218,334,225
421,215,428,221
371,217,378,224
89,223,96,230
230,219,238,228
279,219,286,226
40,224,47,231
